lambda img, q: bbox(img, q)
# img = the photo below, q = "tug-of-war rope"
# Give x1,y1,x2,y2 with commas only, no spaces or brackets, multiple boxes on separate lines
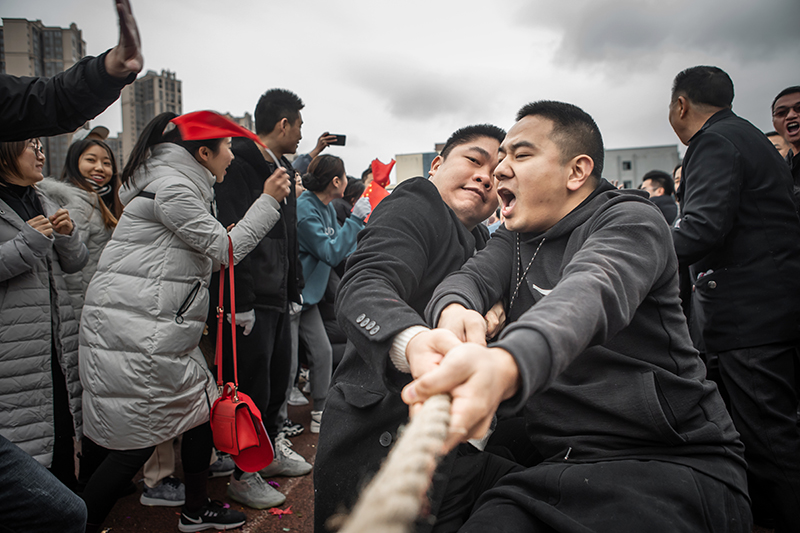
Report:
333,394,452,533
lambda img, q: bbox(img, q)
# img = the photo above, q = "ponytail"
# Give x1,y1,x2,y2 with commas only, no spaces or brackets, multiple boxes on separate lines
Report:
121,112,178,188
303,154,345,192
121,111,225,188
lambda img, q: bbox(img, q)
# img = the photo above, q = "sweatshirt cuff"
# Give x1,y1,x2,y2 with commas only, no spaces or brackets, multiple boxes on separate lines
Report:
491,328,552,415
427,294,473,328
389,325,430,373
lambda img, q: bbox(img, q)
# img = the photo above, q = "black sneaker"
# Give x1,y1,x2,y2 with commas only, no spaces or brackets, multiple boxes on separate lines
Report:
178,499,246,532
282,418,304,438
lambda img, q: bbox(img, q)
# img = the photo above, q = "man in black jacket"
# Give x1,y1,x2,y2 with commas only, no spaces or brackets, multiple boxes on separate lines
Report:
639,169,677,224
669,67,800,531
209,88,311,510
315,124,518,533
407,101,750,532
0,1,141,142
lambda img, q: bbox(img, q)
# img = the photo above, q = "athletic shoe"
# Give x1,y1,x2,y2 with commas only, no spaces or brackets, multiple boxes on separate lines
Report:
310,410,323,434
302,380,311,394
282,418,304,438
140,476,185,507
209,452,235,478
226,471,286,509
287,386,309,406
178,499,246,532
259,434,312,478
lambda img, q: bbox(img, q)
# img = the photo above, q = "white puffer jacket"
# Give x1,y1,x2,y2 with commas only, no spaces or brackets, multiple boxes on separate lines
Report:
0,189,88,465
37,178,114,323
80,143,281,450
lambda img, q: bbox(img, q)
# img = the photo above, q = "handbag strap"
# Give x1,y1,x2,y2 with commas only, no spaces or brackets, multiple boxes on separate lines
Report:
215,236,238,393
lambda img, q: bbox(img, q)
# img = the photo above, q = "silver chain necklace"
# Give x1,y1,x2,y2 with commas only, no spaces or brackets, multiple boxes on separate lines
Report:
509,234,545,313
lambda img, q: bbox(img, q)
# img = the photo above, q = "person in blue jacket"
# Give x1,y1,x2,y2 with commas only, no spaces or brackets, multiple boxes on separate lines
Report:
296,154,371,432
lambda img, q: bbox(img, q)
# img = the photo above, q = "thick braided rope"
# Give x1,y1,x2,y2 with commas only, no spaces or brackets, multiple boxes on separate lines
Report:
335,394,452,533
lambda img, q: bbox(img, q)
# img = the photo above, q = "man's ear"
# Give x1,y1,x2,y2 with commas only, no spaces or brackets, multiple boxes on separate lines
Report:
566,154,594,191
428,155,443,178
677,95,689,120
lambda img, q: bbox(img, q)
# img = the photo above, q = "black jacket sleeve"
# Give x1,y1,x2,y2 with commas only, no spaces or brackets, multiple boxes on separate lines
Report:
0,51,136,141
335,180,450,385
672,132,742,266
212,157,258,312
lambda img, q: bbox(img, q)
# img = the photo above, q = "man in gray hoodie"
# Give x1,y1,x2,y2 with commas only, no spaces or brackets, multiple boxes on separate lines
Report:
404,101,751,532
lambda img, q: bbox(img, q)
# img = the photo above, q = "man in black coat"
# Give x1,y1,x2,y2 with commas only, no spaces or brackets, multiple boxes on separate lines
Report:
639,169,677,224
209,89,311,509
315,124,518,532
669,66,800,531
407,101,749,533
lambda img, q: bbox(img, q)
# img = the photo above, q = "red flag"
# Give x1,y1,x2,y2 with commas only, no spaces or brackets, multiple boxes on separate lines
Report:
370,158,395,187
359,181,389,223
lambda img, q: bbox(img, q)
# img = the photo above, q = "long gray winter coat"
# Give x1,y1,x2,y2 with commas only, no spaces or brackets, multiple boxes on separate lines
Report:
0,188,89,466
80,143,281,450
37,178,114,324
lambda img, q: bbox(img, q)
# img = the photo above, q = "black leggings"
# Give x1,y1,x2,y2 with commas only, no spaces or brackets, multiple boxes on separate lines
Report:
81,422,212,526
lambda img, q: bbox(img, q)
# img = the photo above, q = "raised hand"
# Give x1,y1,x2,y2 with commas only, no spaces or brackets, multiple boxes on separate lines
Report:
104,0,143,79
263,167,291,202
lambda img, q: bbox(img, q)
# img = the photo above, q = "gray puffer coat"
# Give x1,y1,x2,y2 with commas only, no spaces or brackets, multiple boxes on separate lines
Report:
80,143,281,450
0,189,89,466
37,178,114,324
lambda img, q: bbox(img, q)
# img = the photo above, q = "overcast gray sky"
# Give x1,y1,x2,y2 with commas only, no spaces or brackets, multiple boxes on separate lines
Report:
3,0,799,179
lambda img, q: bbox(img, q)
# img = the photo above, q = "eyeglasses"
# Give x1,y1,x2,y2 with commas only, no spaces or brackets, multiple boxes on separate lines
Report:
27,140,44,156
772,103,800,119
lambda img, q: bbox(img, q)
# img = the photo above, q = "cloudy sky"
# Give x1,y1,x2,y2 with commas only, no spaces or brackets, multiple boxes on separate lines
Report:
3,0,799,179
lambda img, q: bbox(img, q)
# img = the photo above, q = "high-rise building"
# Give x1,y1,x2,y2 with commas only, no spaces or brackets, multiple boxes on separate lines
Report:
1,18,85,175
121,70,182,164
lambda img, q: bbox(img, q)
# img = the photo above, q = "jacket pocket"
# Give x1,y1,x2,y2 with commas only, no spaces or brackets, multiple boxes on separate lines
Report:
640,371,686,446
176,281,202,324
337,382,386,409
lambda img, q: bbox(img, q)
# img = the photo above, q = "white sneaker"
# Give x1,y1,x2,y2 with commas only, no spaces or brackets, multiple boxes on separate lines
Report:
227,472,286,509
310,410,322,434
259,435,312,477
287,386,309,406
302,380,311,394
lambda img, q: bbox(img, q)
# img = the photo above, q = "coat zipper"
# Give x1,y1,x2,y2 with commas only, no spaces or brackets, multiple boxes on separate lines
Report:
175,281,202,324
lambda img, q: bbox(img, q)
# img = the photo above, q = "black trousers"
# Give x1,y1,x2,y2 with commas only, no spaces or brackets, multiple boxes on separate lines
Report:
713,342,800,533
217,306,292,441
81,422,212,526
460,459,751,533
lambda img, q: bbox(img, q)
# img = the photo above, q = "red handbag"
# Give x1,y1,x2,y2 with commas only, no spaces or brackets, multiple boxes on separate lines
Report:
210,236,274,472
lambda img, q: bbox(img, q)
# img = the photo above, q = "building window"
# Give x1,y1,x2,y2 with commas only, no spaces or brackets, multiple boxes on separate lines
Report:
622,161,632,171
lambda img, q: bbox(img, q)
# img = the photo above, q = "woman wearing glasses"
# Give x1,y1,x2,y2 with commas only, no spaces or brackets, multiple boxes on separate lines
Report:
0,138,89,490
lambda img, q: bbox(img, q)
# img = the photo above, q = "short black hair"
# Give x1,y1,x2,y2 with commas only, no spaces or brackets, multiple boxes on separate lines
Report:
343,176,365,204
766,131,783,138
671,66,734,108
642,169,674,196
440,124,506,160
772,86,800,112
254,89,304,136
515,101,604,180
361,166,373,182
